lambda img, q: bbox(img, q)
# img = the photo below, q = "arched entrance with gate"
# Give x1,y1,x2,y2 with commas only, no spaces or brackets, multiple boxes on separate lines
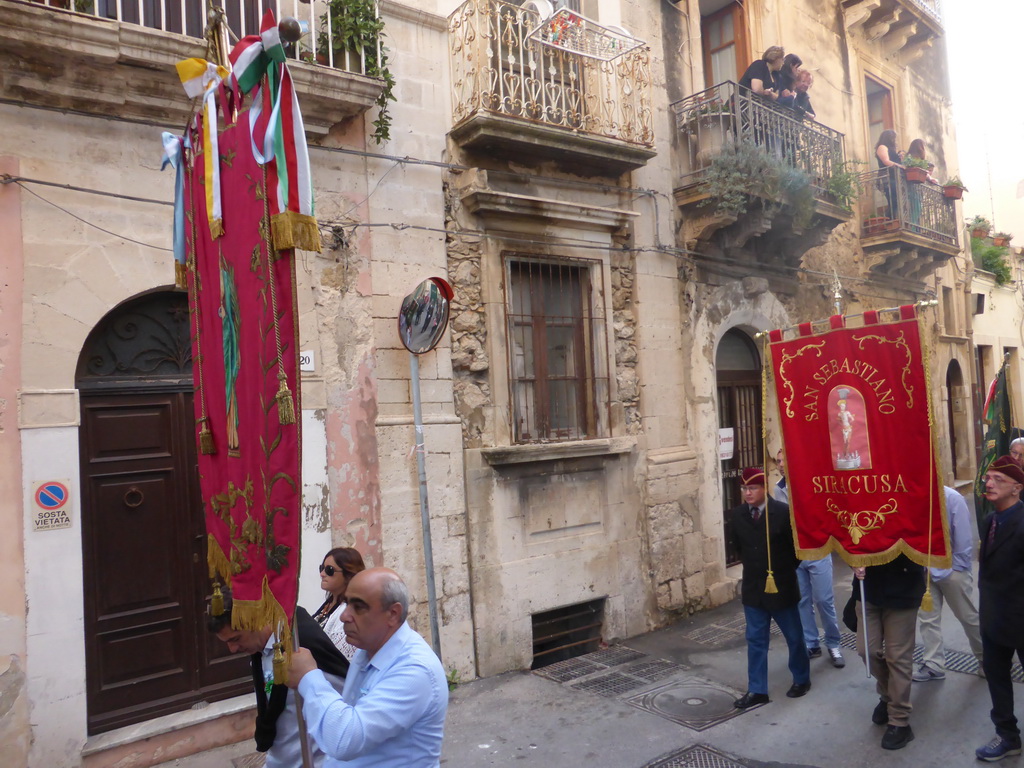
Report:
716,327,763,565
945,359,970,482
76,289,249,734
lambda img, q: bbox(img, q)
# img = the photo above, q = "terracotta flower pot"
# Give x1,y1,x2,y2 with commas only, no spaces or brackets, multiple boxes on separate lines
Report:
972,227,990,239
994,237,1010,247
905,167,928,183
943,186,964,200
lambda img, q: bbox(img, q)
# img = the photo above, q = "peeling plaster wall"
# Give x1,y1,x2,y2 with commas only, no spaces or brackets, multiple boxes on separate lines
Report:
0,155,30,767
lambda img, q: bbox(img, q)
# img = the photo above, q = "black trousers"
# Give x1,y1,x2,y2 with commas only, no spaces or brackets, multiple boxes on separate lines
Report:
982,631,1024,742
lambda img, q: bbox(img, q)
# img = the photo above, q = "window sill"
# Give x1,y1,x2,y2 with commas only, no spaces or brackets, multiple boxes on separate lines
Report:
481,436,636,466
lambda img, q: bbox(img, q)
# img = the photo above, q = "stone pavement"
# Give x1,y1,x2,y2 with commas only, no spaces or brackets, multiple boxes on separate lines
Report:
162,558,1016,768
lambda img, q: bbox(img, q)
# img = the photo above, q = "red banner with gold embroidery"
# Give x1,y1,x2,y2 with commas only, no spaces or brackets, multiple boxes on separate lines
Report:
183,78,302,640
768,306,950,568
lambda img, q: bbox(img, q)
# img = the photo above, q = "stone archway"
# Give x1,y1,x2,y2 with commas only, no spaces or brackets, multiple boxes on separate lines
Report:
945,359,970,482
76,289,249,734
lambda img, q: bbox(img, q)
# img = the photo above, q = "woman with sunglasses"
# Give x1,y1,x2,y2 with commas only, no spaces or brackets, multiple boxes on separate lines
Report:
311,547,366,659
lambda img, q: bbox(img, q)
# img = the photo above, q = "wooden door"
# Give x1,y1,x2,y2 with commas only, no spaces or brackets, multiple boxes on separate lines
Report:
80,390,250,734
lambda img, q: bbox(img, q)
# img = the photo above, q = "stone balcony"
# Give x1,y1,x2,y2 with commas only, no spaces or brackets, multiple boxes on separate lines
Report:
857,167,960,282
447,0,656,176
671,81,852,274
0,0,384,134
841,0,942,67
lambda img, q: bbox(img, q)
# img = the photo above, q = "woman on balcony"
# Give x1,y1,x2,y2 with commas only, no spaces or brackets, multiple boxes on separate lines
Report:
739,46,785,150
739,46,784,100
875,129,904,220
775,53,803,108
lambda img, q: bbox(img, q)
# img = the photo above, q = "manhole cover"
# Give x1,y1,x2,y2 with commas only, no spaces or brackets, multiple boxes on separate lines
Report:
582,645,645,667
626,677,748,731
571,671,648,697
642,743,746,768
533,657,604,683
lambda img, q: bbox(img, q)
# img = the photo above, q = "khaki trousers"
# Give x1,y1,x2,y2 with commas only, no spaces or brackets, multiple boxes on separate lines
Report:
856,601,917,726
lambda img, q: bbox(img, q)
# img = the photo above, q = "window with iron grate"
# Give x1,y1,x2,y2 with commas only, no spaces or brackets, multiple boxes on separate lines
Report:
505,256,610,444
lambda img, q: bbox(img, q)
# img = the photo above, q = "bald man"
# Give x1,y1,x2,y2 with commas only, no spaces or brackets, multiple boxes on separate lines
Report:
288,568,448,767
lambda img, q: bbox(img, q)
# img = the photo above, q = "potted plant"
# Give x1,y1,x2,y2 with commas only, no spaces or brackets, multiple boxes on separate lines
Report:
994,232,1013,247
825,159,865,212
969,215,992,239
942,176,967,200
903,155,930,183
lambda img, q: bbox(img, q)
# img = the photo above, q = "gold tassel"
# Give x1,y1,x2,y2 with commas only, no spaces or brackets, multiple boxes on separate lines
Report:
199,419,216,454
271,211,322,253
920,586,933,612
764,571,778,594
276,372,296,425
272,642,286,685
211,582,224,616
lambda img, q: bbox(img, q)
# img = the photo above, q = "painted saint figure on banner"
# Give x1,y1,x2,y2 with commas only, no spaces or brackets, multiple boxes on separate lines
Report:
829,386,871,470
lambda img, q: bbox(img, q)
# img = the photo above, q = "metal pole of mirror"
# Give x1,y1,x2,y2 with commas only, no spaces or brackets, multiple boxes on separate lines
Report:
398,277,454,659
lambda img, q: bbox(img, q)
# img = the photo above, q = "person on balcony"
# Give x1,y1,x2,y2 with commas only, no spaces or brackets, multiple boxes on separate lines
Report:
791,70,815,120
775,53,803,108
739,45,784,100
905,138,939,231
875,129,904,220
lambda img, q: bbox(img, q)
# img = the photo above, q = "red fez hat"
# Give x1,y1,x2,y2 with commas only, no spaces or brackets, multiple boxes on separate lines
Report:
741,467,766,486
989,455,1024,486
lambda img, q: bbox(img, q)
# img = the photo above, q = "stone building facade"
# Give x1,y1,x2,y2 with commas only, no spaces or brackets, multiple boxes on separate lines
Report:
0,0,978,764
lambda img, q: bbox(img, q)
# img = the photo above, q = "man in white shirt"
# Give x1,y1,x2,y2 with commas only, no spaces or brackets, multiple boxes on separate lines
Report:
288,568,449,767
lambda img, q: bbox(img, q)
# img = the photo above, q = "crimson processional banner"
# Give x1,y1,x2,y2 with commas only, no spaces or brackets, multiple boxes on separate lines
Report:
173,11,321,641
768,306,950,568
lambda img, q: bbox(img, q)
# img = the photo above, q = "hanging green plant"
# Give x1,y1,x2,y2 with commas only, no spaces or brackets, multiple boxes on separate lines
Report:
317,0,396,145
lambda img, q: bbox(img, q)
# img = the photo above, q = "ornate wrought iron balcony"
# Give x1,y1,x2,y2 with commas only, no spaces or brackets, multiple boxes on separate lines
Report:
447,0,655,174
671,81,846,203
857,167,960,281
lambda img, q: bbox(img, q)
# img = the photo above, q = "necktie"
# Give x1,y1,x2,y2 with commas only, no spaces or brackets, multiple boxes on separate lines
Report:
751,505,761,522
988,518,997,549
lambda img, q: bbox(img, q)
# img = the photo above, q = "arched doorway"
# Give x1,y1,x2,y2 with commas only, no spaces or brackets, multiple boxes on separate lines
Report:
716,328,763,565
946,359,967,481
77,289,249,734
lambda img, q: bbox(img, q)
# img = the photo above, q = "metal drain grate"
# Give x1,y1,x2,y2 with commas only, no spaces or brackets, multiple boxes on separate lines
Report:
571,671,648,697
834,631,1022,682
231,754,266,768
533,657,605,683
582,645,645,667
626,659,685,682
682,625,743,645
642,744,746,768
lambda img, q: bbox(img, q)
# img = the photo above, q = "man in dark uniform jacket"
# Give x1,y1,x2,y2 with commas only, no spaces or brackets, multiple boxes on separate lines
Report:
976,455,1024,762
730,466,810,708
208,588,350,767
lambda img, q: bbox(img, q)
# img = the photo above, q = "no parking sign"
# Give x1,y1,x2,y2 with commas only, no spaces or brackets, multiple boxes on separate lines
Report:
32,480,72,531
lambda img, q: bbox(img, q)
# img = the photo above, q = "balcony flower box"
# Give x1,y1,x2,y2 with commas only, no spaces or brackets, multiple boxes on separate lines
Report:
865,217,900,236
904,167,928,184
942,185,964,200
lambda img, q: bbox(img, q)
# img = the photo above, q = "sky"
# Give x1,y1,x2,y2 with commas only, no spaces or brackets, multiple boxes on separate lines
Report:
944,1,1024,238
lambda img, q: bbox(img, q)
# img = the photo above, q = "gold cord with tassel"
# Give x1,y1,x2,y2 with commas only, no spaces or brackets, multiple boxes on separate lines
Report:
186,145,216,456
263,164,296,428
276,371,296,425
199,417,216,454
272,642,286,685
760,338,777,594
920,584,933,612
211,581,225,616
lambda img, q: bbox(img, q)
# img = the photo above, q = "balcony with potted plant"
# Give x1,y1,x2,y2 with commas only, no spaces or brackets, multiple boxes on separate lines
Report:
942,176,967,200
669,81,853,272
0,0,387,134
856,163,959,282
447,0,655,176
969,215,992,240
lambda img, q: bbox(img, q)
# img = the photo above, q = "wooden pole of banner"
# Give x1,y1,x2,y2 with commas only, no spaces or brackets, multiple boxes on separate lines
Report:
292,623,315,768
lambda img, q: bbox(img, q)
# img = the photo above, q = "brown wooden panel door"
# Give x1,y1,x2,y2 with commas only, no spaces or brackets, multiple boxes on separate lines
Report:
80,390,249,734
718,376,763,566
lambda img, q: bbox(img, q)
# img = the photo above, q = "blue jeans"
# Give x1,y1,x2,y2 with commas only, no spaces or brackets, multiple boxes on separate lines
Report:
744,603,811,694
797,556,841,650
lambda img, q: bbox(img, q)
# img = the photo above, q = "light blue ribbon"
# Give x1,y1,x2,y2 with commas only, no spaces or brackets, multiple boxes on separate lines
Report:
161,131,186,272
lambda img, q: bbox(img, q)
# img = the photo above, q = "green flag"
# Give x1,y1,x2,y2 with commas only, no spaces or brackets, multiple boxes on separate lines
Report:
975,360,1014,531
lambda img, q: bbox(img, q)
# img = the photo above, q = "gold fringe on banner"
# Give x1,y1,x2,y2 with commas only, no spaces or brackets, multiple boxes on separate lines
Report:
232,577,294,682
271,211,322,253
207,534,234,586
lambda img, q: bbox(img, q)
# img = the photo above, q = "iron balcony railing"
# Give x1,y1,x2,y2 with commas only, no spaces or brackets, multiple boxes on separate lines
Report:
905,0,941,25
858,168,958,247
448,0,654,146
671,80,845,199
24,0,381,75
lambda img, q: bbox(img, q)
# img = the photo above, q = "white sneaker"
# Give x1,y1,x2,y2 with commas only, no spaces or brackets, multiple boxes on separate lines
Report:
828,647,845,668
911,665,945,682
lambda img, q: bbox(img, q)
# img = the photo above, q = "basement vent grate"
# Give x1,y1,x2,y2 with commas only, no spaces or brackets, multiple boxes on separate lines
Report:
533,657,605,683
571,671,648,697
531,598,605,670
642,744,746,768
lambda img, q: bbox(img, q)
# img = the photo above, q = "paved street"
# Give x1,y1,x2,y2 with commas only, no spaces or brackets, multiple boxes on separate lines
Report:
164,556,1015,768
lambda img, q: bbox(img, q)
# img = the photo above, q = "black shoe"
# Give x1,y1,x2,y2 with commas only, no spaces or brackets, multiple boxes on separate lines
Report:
872,699,888,725
807,646,822,659
734,692,770,709
881,725,914,750
786,682,811,698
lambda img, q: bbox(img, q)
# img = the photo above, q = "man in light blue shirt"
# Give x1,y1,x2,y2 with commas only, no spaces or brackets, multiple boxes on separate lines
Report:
912,485,984,681
288,568,448,767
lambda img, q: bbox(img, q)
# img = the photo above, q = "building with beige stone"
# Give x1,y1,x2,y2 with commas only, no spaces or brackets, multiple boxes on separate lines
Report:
0,0,981,764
